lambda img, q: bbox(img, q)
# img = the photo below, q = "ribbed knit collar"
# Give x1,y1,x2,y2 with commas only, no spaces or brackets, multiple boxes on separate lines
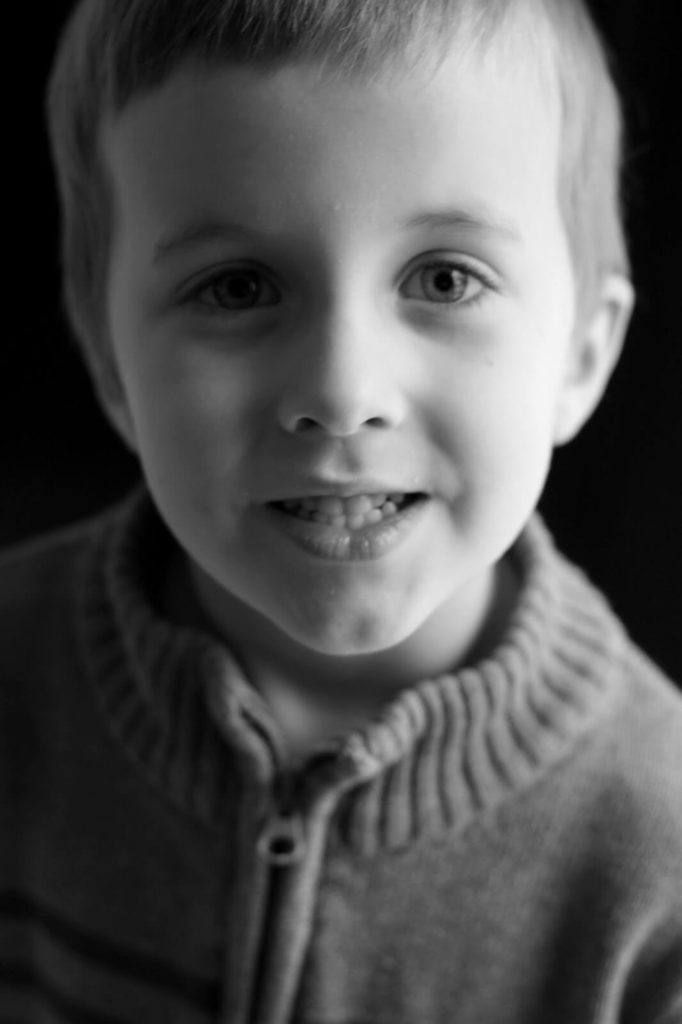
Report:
77,487,626,851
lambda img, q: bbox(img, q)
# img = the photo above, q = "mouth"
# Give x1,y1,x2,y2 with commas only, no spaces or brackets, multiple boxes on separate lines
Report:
264,491,430,562
268,492,425,531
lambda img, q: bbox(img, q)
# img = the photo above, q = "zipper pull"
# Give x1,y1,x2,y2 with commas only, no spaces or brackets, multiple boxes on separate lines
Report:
257,812,306,866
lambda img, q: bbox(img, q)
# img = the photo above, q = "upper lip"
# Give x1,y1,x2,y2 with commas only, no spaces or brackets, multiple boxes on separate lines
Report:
262,478,428,502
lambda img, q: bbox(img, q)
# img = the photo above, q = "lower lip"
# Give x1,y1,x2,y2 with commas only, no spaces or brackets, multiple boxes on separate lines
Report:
264,497,429,562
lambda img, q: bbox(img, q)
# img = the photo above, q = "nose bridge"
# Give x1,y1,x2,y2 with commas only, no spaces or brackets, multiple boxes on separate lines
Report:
276,290,406,437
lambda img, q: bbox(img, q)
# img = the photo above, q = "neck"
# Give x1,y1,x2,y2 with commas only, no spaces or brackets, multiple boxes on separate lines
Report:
161,550,519,758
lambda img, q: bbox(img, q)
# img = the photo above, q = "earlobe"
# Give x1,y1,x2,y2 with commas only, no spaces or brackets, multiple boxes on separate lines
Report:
553,272,635,446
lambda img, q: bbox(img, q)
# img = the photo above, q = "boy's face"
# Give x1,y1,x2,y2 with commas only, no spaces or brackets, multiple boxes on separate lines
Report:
100,50,627,662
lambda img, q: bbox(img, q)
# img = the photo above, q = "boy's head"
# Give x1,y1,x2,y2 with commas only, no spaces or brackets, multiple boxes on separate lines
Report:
48,0,630,357
44,0,634,669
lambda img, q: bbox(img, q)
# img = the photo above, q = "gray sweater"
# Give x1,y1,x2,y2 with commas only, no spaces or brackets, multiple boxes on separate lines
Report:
1,488,681,1023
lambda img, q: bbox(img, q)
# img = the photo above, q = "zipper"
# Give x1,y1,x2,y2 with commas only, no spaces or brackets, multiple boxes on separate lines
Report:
257,811,306,866
256,769,307,867
255,738,368,869
245,741,375,1023
250,763,337,1024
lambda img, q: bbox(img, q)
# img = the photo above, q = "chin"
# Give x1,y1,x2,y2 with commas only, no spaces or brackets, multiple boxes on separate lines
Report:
280,596,419,658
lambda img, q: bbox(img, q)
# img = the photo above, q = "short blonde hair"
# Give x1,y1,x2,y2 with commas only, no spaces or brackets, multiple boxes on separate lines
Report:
46,0,630,352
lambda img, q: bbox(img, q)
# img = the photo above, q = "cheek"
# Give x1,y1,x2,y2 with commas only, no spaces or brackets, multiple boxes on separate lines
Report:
429,357,562,502
117,341,258,502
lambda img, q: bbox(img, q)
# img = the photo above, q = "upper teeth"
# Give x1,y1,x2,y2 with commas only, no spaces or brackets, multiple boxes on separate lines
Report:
284,493,404,516
279,493,411,528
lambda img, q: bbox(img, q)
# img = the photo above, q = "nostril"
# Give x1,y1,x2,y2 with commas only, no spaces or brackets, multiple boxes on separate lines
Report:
291,416,323,433
287,413,389,435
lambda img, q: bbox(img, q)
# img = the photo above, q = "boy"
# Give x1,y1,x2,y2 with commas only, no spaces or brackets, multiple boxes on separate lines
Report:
1,0,680,1020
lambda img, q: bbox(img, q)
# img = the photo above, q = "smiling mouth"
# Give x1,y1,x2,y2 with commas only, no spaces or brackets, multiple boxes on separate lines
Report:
269,492,424,531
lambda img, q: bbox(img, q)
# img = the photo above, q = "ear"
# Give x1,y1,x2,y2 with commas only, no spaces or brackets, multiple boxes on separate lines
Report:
82,340,139,455
553,272,635,446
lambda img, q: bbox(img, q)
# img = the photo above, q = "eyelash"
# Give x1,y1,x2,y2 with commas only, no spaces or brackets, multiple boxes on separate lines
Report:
185,266,279,315
183,257,497,315
400,258,497,309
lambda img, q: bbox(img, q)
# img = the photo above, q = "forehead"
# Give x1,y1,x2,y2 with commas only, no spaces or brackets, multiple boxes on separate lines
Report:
101,49,563,259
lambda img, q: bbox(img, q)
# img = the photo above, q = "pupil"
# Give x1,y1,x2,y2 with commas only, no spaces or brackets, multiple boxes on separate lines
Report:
229,277,252,298
423,265,466,303
216,273,258,308
434,269,454,293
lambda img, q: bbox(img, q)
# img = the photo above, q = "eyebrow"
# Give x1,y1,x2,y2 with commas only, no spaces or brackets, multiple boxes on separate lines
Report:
403,207,523,243
153,221,260,264
153,205,523,265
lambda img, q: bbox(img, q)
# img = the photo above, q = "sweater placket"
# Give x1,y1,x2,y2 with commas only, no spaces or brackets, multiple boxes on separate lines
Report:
219,744,368,1024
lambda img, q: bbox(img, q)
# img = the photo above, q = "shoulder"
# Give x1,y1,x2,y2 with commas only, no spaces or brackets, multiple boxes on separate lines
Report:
618,642,682,780
602,636,682,826
1,516,96,591
0,511,106,628
0,496,145,797
540,602,682,1016
598,656,682,1023
568,632,682,909
538,522,682,829
542,529,682,820
556,554,682,836
0,499,131,680
533,531,682,894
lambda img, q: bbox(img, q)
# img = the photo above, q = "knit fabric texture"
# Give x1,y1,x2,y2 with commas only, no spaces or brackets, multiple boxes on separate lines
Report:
1,487,681,1023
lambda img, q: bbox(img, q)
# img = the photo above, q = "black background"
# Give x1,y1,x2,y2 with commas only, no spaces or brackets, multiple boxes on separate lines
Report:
3,1,680,682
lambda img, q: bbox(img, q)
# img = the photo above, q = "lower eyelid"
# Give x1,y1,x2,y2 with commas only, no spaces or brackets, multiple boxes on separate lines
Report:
187,269,281,312
400,261,494,305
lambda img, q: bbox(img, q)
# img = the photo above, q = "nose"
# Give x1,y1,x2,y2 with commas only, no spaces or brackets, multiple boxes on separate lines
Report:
276,309,408,437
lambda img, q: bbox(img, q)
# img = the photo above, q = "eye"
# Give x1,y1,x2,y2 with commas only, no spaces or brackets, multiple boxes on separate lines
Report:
191,267,280,312
401,260,488,306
